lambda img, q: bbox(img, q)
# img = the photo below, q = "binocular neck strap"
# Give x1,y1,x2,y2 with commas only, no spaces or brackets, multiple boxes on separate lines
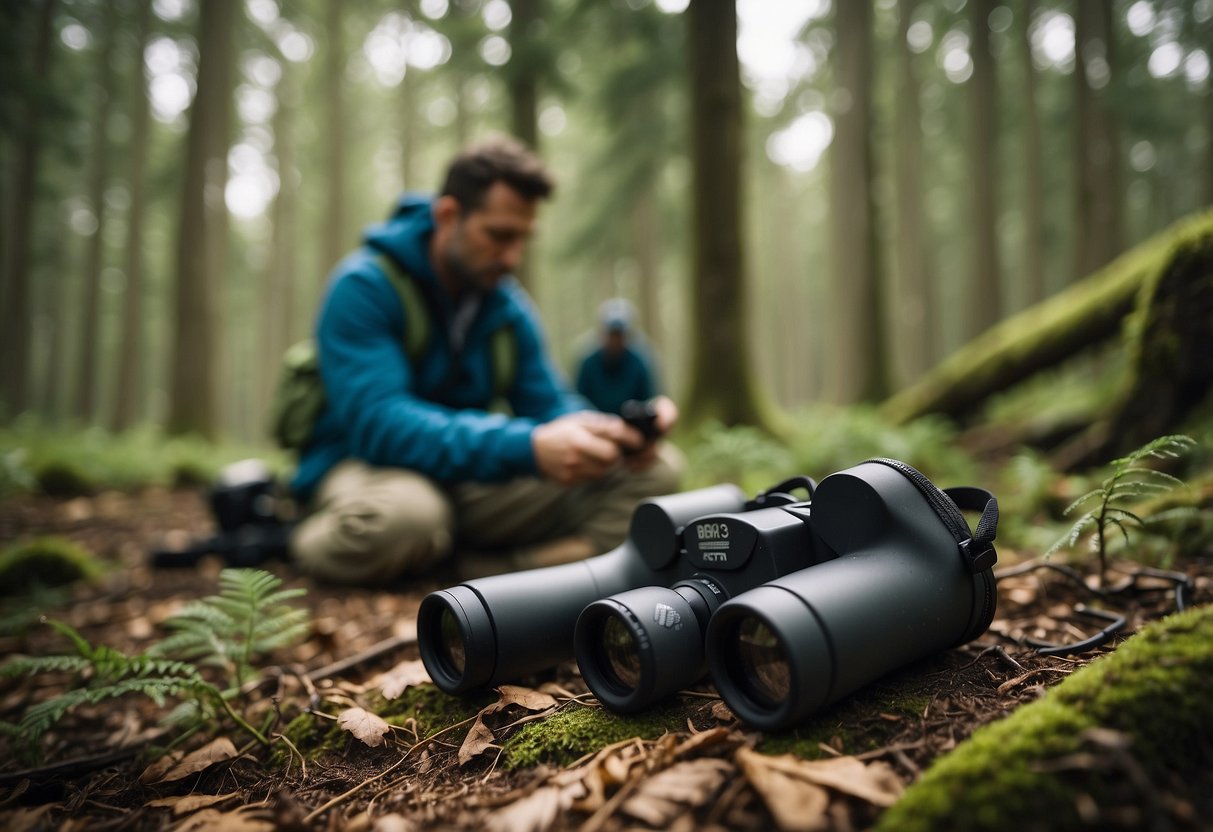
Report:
944,486,1000,572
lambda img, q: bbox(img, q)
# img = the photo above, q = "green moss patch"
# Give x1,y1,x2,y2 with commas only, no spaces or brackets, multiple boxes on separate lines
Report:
875,604,1213,832
503,703,686,769
0,536,105,595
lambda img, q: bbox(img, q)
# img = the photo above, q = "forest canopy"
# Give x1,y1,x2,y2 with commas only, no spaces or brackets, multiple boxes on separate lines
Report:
0,0,1210,440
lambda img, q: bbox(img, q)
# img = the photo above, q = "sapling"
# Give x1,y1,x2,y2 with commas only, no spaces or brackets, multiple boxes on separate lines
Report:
1046,434,1198,585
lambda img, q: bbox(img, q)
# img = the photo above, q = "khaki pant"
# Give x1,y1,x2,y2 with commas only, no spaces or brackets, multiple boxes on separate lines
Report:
291,444,685,584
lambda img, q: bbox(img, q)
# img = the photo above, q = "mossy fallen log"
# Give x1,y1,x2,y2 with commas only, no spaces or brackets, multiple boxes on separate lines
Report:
881,210,1213,435
873,604,1213,832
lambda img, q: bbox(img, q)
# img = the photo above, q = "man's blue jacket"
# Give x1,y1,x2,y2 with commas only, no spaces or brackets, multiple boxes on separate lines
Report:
291,194,587,501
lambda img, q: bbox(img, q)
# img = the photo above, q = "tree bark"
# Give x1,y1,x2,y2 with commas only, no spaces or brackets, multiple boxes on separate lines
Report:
75,3,118,424
1072,0,1123,282
0,0,55,420
167,0,237,438
881,210,1213,432
1018,0,1046,307
321,0,348,280
682,0,769,428
966,0,1002,338
828,0,887,403
113,0,153,432
892,0,933,382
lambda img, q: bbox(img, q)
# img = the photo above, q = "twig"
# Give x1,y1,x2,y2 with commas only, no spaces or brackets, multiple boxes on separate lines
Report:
0,729,171,786
306,633,418,683
273,731,307,781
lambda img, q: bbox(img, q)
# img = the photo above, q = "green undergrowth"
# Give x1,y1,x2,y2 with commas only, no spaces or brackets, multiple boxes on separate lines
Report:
502,702,688,769
875,604,1213,832
679,405,976,497
0,421,288,497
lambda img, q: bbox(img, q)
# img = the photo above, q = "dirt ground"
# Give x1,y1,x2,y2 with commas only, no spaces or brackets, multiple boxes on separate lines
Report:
1,486,1209,831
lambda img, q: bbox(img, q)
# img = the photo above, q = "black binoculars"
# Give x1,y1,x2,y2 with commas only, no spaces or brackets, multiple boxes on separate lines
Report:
418,459,998,731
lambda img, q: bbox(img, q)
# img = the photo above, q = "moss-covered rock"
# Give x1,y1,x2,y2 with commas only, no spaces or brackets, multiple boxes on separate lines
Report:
0,536,105,595
875,604,1213,832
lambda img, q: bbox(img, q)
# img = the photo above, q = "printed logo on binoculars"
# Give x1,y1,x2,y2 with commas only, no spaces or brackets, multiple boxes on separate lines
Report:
653,603,683,630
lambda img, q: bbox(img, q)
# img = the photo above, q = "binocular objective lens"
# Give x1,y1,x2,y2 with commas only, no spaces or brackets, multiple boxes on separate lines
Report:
734,617,791,707
599,614,642,692
438,608,467,678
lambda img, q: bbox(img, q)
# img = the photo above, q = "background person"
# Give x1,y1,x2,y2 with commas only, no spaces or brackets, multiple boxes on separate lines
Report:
574,298,662,416
288,135,683,584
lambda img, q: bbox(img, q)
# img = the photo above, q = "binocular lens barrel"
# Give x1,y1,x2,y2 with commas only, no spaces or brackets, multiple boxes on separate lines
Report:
575,579,723,712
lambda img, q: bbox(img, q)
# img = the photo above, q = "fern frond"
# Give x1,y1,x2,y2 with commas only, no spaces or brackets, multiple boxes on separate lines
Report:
1,654,94,677
1061,490,1106,516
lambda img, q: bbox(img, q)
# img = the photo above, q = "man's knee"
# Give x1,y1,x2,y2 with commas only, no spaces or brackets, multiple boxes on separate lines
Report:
291,468,454,584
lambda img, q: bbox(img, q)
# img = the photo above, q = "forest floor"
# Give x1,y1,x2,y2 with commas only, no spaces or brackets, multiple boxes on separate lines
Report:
0,485,1210,831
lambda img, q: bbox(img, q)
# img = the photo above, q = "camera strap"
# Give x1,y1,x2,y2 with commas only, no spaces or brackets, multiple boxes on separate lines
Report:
865,459,999,573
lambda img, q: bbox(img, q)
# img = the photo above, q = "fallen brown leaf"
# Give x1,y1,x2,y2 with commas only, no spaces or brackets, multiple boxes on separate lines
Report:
736,747,830,832
483,784,574,832
171,804,274,832
458,716,498,766
139,749,185,784
748,750,904,807
374,659,432,699
338,707,391,748
147,792,240,816
490,685,558,713
620,758,733,826
0,805,54,832
152,738,239,784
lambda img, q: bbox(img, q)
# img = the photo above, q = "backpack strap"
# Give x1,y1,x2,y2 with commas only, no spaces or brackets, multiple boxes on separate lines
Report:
372,249,517,400
372,251,431,363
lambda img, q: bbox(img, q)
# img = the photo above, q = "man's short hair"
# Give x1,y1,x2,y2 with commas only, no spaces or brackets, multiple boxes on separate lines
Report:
440,134,555,212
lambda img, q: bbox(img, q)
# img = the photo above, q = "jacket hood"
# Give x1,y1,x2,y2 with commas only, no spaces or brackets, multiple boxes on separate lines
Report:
363,192,439,286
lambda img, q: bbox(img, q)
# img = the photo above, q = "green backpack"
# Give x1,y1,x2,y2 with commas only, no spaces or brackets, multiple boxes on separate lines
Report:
268,251,516,451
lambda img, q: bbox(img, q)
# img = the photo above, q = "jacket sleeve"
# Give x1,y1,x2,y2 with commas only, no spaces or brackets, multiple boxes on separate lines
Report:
506,292,593,422
317,267,540,482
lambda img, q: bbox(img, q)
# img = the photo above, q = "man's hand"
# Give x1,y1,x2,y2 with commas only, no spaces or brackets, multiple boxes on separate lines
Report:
532,411,629,485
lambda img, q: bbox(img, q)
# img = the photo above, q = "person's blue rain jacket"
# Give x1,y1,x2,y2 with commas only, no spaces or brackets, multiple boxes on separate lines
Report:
291,194,588,501
575,345,659,416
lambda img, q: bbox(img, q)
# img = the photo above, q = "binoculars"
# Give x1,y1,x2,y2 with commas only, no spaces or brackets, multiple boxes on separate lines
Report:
418,458,999,731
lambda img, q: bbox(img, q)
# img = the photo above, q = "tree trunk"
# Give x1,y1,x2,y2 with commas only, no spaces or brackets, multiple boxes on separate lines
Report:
1072,0,1123,282
682,0,769,428
828,0,887,403
892,0,933,382
631,188,662,351
1018,0,1047,307
256,63,301,430
881,210,1213,432
508,0,541,292
966,0,1001,338
74,2,118,424
0,0,55,420
322,0,348,278
113,0,153,432
167,0,237,438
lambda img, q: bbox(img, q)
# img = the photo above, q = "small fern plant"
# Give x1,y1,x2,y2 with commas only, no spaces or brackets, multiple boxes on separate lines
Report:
0,568,308,759
1046,434,1198,584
